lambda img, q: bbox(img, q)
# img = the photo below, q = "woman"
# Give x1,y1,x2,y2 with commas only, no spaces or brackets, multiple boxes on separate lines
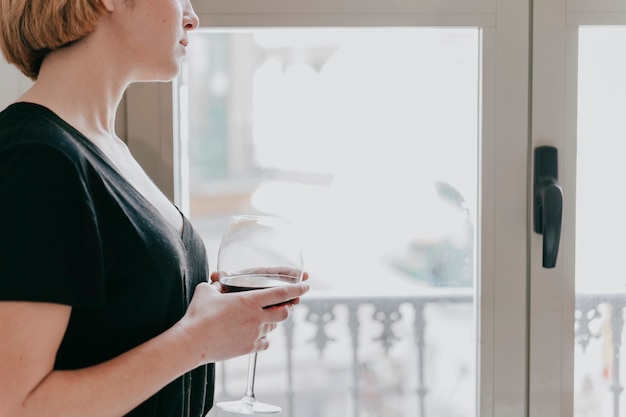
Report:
0,1,309,416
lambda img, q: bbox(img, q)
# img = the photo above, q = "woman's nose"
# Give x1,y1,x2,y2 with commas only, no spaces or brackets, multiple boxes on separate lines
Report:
183,1,200,30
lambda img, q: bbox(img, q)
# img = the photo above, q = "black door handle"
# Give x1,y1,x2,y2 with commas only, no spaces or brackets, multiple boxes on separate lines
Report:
533,146,563,268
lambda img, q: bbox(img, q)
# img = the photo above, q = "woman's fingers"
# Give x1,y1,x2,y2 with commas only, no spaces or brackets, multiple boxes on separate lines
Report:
184,279,309,361
250,283,309,310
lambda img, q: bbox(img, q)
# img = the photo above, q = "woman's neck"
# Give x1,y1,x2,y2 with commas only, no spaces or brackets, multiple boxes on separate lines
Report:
18,38,128,141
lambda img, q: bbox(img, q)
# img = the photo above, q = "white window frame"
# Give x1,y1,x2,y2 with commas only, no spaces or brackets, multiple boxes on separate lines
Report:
530,1,626,416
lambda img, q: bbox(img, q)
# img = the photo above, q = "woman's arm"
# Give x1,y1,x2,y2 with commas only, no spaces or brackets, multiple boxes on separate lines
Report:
0,281,309,417
0,299,192,417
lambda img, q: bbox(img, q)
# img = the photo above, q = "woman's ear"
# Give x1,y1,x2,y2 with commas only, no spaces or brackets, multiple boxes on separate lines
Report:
99,0,116,12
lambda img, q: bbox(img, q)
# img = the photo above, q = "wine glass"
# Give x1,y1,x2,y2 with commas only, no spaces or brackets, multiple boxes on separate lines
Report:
216,214,304,414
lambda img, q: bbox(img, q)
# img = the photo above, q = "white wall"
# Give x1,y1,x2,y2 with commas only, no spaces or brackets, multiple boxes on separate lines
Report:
0,58,32,109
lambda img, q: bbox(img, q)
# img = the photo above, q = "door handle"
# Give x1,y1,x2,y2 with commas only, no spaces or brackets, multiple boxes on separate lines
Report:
533,146,563,268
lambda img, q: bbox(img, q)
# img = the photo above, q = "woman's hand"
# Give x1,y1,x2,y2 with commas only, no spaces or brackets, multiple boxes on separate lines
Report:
178,272,310,366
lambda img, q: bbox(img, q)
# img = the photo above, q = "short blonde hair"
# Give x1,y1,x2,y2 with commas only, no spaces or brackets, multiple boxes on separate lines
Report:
0,0,106,80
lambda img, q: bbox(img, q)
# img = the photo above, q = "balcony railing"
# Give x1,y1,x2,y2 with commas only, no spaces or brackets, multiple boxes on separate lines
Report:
576,293,626,417
211,291,626,417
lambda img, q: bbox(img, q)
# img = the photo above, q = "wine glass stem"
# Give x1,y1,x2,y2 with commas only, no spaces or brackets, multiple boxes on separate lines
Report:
243,352,258,401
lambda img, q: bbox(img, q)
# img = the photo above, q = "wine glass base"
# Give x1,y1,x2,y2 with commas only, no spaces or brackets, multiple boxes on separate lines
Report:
216,399,282,414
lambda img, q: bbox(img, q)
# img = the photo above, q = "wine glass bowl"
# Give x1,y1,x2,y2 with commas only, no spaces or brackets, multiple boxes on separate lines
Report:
217,215,303,284
215,214,304,414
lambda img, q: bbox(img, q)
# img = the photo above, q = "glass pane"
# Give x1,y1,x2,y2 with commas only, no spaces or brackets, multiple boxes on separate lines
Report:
180,28,480,417
576,27,626,417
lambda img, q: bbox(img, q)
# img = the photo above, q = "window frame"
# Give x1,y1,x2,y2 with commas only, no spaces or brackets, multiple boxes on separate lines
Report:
529,1,626,416
122,1,531,416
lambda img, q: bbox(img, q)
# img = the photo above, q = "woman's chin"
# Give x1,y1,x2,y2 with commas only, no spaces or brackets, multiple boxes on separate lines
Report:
141,64,183,83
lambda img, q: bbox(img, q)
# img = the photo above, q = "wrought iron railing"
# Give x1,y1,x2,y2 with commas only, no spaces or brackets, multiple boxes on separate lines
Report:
214,290,474,417
212,291,626,417
575,293,626,417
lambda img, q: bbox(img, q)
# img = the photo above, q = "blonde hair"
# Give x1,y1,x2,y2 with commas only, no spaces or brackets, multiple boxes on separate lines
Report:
0,0,106,80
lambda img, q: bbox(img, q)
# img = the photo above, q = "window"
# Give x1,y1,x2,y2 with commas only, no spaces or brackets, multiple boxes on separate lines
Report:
181,27,480,417
574,26,626,417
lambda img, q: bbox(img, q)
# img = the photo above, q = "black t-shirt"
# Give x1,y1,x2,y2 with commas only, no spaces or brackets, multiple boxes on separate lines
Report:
0,102,215,417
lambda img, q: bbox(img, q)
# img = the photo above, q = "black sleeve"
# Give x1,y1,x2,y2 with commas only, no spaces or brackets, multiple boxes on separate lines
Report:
0,143,106,307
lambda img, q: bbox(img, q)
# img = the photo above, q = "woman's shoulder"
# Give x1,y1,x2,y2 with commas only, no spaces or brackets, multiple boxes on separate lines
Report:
1,102,75,139
1,101,60,127
0,102,92,165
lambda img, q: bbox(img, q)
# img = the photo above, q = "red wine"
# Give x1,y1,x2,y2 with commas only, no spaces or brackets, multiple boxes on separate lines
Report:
221,274,300,293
